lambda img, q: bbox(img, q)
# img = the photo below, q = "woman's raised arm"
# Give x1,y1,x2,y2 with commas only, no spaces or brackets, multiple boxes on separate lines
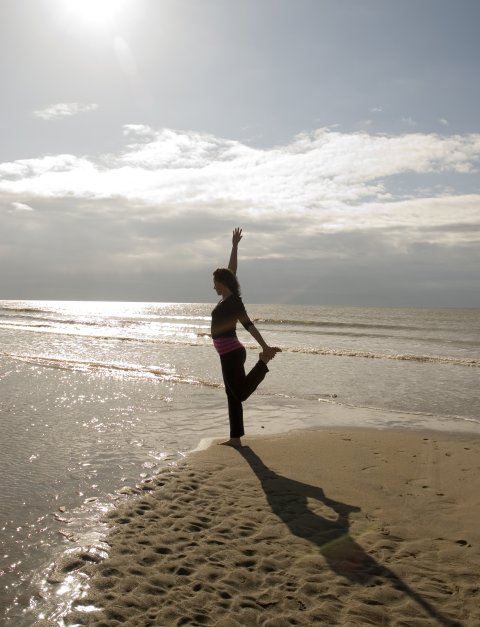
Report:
228,227,243,274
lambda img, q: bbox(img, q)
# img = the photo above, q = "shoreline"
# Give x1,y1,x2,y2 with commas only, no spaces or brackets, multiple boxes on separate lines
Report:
49,426,480,627
9,406,479,626
189,420,480,454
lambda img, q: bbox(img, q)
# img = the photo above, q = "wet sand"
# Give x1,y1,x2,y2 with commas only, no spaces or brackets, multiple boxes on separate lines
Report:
54,428,480,626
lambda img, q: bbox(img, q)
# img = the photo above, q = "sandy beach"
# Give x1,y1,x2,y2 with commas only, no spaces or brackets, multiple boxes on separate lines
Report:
50,428,480,626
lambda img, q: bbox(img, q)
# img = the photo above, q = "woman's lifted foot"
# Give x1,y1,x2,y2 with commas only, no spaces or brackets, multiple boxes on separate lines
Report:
260,346,282,364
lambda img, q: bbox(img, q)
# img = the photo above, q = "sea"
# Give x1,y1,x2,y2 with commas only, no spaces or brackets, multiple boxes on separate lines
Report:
1,300,479,625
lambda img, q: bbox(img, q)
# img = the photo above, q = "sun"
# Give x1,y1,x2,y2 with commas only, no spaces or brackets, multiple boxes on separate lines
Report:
63,0,130,26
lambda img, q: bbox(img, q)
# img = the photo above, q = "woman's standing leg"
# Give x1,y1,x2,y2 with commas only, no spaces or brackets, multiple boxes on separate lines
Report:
220,347,269,438
225,385,244,438
220,348,247,439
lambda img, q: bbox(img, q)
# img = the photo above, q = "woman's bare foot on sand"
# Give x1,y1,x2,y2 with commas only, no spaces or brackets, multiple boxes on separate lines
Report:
218,438,242,447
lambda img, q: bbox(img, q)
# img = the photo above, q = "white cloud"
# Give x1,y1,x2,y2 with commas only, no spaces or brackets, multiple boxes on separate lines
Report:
33,102,99,120
11,201,34,212
0,127,479,275
439,118,449,126
401,117,417,127
1,127,479,211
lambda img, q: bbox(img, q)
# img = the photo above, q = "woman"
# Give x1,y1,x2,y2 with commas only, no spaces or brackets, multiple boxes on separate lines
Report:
211,228,281,446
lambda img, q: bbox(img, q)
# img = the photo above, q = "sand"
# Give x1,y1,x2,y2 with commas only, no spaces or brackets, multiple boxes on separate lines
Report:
54,428,480,626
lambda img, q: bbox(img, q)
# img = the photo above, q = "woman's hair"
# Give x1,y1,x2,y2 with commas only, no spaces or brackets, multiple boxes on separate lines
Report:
213,268,241,297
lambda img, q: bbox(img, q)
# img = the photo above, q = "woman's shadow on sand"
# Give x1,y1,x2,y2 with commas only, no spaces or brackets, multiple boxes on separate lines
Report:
237,446,461,627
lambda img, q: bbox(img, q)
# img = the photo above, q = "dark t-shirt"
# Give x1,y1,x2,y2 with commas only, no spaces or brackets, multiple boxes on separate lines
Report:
211,295,253,339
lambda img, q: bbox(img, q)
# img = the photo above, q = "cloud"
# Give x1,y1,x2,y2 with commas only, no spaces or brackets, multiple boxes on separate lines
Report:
401,117,417,127
11,201,34,212
0,126,479,304
33,102,99,120
1,127,479,209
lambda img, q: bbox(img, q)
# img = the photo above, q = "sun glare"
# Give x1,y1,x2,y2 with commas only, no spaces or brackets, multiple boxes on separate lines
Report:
63,0,130,26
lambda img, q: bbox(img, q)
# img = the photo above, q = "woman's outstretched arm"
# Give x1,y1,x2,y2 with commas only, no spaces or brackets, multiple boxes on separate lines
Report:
247,324,282,360
228,227,243,274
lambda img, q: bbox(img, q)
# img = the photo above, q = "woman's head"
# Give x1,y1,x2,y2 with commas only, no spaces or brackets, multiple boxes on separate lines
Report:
213,268,241,297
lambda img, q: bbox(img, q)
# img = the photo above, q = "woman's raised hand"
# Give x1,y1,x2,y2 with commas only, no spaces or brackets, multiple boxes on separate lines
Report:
228,228,242,273
232,227,243,247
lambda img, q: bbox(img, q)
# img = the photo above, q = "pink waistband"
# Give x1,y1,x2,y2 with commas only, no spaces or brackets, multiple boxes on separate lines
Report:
213,337,243,355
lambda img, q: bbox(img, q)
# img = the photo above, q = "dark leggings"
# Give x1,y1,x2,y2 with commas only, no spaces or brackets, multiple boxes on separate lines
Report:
219,347,269,438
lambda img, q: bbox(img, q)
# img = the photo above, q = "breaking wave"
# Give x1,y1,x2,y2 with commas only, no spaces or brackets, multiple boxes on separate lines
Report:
287,346,479,367
3,352,224,388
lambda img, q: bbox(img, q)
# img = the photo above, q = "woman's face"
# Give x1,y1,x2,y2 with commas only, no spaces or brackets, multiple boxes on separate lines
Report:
213,279,224,295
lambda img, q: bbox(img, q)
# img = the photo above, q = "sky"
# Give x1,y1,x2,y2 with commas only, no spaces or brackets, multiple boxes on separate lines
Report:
1,0,479,307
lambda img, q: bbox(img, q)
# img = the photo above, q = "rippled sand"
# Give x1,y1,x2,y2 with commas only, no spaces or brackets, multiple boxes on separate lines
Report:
48,428,479,626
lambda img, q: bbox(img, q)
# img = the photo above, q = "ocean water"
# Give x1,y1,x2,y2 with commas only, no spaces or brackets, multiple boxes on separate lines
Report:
1,300,479,624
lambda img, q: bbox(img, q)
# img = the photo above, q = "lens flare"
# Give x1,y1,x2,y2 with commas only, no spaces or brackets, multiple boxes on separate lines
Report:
63,0,130,25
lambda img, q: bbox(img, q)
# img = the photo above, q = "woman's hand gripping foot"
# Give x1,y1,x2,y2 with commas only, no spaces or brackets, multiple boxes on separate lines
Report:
260,346,282,364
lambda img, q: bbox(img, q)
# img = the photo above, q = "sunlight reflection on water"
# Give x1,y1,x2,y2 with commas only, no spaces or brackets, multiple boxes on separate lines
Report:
1,301,479,623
